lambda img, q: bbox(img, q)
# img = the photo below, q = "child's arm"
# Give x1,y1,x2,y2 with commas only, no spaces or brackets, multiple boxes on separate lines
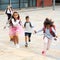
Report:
24,22,26,28
20,21,24,28
4,20,10,29
12,19,19,26
30,22,34,28
35,28,43,33
52,27,57,37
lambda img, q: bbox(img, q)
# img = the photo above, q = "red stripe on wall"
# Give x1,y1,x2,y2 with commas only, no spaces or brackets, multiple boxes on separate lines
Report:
36,0,52,7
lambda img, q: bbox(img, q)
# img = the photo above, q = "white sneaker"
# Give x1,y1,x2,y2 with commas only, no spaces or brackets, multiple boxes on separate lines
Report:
16,44,20,48
10,41,14,47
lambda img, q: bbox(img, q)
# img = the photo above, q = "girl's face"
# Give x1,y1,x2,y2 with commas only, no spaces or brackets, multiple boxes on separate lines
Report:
13,13,18,20
46,25,50,29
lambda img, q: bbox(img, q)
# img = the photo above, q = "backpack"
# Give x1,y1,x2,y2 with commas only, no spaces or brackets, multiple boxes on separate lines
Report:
43,26,56,37
24,22,33,28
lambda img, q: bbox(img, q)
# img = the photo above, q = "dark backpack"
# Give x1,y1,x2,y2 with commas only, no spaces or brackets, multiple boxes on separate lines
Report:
43,26,56,37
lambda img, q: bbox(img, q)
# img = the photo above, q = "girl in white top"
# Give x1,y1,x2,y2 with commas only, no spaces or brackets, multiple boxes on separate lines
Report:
4,5,13,29
35,18,57,55
5,5,13,20
9,12,24,48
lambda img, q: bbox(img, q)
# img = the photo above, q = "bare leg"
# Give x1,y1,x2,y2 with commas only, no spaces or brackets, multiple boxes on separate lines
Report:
42,37,48,55
25,36,27,43
28,37,31,42
13,35,17,45
28,33,31,42
47,39,52,50
25,36,28,47
10,36,14,42
13,35,20,48
15,35,19,44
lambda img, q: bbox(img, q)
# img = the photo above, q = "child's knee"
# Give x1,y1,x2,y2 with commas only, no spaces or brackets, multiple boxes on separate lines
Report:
44,37,48,44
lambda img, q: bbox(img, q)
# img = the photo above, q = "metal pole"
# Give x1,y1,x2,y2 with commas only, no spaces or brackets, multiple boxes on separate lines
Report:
53,0,55,10
42,0,44,8
10,0,11,6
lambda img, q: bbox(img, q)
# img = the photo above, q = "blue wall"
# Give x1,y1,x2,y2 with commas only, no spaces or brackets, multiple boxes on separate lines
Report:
0,0,36,10
0,0,9,10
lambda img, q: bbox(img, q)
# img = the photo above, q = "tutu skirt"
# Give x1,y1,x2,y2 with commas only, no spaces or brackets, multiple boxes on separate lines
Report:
9,25,24,36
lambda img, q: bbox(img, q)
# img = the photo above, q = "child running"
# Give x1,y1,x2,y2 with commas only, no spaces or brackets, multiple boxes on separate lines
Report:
5,5,13,20
9,12,24,48
35,18,57,55
24,16,34,47
4,5,13,29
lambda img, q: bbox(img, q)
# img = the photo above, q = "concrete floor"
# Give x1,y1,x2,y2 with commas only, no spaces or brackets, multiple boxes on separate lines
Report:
0,6,60,60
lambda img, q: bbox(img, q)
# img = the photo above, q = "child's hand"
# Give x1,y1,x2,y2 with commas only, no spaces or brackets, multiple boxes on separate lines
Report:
54,37,57,41
56,36,58,38
4,26,6,29
34,30,37,33
54,36,57,41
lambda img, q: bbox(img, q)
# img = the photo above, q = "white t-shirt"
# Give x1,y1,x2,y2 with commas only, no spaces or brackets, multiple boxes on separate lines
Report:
24,22,33,33
12,19,20,27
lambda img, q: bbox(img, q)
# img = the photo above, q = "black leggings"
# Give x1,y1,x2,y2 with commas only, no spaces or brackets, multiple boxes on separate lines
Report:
7,14,11,20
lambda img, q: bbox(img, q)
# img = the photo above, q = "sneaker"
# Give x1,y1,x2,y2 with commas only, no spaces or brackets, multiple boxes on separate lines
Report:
42,51,46,56
29,39,31,42
16,44,20,48
54,38,57,41
25,43,28,47
10,41,14,47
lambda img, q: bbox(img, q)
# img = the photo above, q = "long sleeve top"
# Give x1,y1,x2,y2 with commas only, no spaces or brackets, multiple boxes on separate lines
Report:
37,27,57,39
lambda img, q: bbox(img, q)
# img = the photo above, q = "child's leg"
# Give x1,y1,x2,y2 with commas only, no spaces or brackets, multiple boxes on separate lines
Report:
42,37,48,55
25,36,28,47
47,39,52,50
9,35,14,42
25,33,28,47
28,33,31,42
13,35,17,45
15,35,19,44
44,37,48,51
13,35,20,48
13,35,19,44
25,33,28,43
8,14,11,20
25,36,28,43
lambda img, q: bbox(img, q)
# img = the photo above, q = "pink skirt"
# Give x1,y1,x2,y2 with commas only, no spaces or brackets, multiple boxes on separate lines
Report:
9,25,24,36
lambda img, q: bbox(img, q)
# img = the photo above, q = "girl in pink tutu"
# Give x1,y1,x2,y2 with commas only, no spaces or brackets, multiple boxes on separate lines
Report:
9,12,24,48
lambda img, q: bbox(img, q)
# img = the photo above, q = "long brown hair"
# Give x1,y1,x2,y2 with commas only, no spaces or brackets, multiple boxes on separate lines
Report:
12,12,20,20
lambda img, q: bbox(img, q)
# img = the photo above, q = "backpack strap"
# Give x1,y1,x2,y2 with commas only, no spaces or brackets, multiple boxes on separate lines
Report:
50,27,56,37
53,25,56,30
43,26,46,33
43,26,56,37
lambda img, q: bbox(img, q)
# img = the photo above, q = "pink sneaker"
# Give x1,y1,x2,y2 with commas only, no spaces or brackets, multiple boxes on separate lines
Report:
42,51,46,56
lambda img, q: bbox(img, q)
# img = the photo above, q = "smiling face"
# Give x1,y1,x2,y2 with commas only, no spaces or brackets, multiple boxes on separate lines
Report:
13,12,19,20
46,24,50,29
